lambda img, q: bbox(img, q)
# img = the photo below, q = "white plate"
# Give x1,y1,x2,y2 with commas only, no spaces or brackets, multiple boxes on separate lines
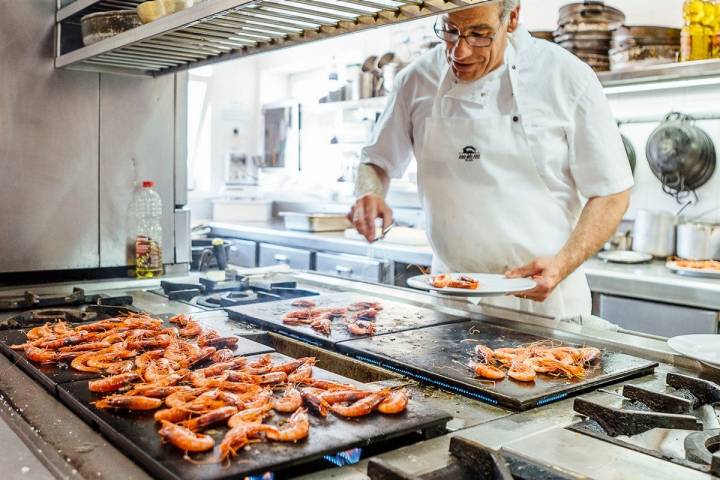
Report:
598,250,653,264
668,334,720,369
666,261,720,279
406,273,536,297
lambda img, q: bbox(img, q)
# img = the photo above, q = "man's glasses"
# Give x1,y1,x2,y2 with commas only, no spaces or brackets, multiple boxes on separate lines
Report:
434,23,498,48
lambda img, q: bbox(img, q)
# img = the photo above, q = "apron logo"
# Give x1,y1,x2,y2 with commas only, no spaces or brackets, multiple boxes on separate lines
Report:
458,146,481,162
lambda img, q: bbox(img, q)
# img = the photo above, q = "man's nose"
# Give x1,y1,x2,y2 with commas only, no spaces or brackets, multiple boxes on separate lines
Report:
451,37,473,61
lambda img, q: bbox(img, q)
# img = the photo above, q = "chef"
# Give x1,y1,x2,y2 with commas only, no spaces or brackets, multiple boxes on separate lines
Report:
349,0,633,318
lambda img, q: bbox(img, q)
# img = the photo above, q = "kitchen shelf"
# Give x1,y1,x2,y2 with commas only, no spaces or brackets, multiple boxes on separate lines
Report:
598,58,720,89
55,0,489,76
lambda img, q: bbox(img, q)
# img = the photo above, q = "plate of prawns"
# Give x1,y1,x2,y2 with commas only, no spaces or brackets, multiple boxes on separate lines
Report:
407,273,536,297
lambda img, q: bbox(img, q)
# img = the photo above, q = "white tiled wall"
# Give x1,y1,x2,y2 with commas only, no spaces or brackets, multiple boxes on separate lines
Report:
609,85,720,223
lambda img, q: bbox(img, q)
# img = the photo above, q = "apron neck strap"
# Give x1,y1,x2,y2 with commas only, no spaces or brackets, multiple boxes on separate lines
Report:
432,39,520,118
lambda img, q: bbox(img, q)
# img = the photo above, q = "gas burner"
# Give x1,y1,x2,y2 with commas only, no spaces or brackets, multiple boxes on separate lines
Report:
0,287,89,311
152,277,319,310
368,435,570,480
569,372,720,476
0,293,138,331
685,429,720,466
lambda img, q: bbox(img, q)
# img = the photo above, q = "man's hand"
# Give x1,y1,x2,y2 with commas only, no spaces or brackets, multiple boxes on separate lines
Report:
505,256,566,302
348,194,394,242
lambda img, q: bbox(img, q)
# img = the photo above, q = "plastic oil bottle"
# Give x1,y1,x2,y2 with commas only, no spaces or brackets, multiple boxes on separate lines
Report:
133,180,163,278
682,0,709,61
714,0,720,57
703,0,716,57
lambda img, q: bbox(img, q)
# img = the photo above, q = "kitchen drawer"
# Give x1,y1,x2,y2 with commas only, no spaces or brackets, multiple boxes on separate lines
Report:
227,239,257,268
315,252,389,283
258,243,313,270
597,294,719,337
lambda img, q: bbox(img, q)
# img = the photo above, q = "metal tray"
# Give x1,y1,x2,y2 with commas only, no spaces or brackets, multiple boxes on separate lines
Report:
0,314,274,395
279,212,352,232
57,352,451,480
336,321,657,411
225,292,467,349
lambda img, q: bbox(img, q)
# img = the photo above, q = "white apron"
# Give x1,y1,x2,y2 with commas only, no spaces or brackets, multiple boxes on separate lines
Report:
418,40,591,319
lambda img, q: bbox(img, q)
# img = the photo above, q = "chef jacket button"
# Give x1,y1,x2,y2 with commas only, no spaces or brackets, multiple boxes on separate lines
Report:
513,115,520,122
512,65,517,70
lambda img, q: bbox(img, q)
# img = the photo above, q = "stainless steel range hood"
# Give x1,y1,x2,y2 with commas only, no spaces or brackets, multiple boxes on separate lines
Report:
55,0,490,76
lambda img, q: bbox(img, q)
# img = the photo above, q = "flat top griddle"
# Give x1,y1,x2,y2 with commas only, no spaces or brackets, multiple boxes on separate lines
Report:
0,314,274,394
225,292,466,348
336,321,658,411
58,352,451,480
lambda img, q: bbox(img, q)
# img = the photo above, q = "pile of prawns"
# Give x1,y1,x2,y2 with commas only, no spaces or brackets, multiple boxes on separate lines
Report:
467,341,602,383
281,299,383,337
11,313,408,462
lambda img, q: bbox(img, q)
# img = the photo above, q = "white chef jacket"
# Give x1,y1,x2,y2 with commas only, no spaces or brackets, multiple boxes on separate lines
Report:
361,26,634,214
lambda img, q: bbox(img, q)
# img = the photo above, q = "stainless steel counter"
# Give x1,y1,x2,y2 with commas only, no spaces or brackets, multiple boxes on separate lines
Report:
584,257,720,310
209,221,720,310
0,271,716,479
209,220,434,266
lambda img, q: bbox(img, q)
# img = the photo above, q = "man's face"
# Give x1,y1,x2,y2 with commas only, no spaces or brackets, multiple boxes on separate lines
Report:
440,3,520,82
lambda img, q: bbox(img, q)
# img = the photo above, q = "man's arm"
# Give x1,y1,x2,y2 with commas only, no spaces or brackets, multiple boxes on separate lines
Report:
506,189,630,302
348,164,393,242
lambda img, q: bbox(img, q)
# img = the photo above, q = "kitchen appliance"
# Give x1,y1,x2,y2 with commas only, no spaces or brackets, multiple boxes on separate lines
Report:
56,352,449,480
632,209,677,257
80,10,142,46
610,26,681,71
149,276,319,310
337,321,657,411
279,212,352,232
0,287,137,331
676,222,720,260
569,372,720,476
646,113,717,204
227,292,467,349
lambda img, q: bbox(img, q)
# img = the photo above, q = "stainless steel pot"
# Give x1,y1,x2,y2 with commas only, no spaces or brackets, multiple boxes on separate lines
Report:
632,209,676,257
676,222,720,260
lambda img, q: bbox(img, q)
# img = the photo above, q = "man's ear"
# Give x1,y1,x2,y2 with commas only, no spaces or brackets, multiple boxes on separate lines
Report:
507,6,520,33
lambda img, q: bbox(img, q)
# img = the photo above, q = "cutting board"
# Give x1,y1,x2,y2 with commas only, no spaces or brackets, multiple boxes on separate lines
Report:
0,314,274,395
225,292,466,349
336,321,658,411
58,352,451,480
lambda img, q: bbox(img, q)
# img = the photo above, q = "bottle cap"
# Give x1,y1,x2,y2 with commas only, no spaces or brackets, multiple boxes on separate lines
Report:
212,238,224,246
142,181,155,188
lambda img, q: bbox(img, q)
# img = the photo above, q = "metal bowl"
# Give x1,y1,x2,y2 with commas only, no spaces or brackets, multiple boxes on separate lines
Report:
80,10,142,46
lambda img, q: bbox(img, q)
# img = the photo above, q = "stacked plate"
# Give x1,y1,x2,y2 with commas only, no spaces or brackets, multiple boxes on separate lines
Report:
554,2,626,72
610,26,681,71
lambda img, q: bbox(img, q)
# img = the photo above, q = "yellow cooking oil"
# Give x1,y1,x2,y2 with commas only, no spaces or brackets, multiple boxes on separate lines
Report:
714,0,720,57
682,0,710,61
703,0,716,57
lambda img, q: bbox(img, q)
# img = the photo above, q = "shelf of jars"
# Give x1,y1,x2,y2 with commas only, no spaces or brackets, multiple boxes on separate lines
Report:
54,0,490,76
